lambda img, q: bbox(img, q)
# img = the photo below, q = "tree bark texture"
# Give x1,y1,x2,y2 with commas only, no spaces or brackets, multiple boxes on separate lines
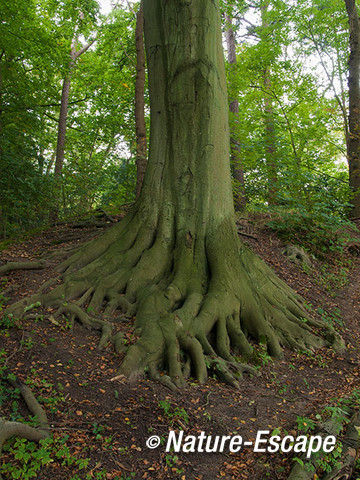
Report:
8,0,342,389
344,0,360,217
135,1,147,199
225,14,246,211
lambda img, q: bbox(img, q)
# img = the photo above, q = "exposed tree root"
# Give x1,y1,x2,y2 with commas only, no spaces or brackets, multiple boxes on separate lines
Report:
6,209,343,389
0,244,80,278
0,260,46,276
322,411,360,480
0,370,50,460
43,243,84,261
287,409,360,480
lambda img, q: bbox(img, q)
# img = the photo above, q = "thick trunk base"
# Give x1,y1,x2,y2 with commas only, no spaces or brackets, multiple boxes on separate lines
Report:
7,208,342,389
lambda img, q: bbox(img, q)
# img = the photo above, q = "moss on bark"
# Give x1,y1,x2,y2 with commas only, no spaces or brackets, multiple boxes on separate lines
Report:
7,208,342,389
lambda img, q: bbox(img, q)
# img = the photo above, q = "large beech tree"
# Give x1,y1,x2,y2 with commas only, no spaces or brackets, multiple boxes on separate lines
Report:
8,0,340,389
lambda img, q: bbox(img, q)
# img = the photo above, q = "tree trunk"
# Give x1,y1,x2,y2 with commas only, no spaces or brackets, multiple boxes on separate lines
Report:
8,0,341,389
0,50,3,157
225,14,246,211
49,74,72,224
0,50,4,238
49,38,96,224
135,0,147,199
263,71,278,205
260,0,278,206
344,0,360,217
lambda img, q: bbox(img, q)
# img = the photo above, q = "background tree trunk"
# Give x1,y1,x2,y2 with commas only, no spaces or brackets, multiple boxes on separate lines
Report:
263,71,278,205
50,38,96,224
49,75,71,224
134,1,147,199
260,0,278,206
344,0,360,217
225,14,246,212
0,51,4,237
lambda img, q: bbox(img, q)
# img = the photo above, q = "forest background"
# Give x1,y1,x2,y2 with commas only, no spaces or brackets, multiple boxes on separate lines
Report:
0,0,357,254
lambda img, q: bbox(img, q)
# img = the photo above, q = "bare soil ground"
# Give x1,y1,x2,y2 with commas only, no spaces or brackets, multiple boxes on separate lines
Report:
1,216,360,480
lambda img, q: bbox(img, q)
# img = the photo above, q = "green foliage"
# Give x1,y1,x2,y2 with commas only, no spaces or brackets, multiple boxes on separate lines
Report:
0,0,355,250
1,435,91,479
296,416,316,433
158,399,189,427
99,161,137,208
60,5,138,216
0,369,125,479
164,453,184,474
317,307,343,328
252,342,273,367
0,355,21,412
266,170,355,255
317,258,353,292
0,314,16,330
294,407,345,475
0,0,138,237
226,0,352,246
0,0,69,237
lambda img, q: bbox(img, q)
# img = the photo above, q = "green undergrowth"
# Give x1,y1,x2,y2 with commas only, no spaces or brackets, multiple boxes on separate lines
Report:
267,208,357,258
0,224,52,252
255,205,360,298
0,291,136,480
1,434,135,480
301,302,344,340
291,389,360,477
316,258,354,292
158,398,190,428
300,256,354,297
0,363,135,480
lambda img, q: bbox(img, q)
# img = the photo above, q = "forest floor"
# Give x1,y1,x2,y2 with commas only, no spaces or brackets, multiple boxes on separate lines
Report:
1,213,360,480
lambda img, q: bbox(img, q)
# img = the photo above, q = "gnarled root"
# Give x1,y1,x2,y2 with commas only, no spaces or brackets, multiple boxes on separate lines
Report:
6,212,343,389
0,371,50,459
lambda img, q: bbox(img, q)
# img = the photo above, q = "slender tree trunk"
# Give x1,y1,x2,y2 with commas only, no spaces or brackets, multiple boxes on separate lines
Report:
8,0,341,389
39,144,44,173
225,14,246,211
263,71,278,205
135,1,147,199
0,50,3,154
49,38,96,224
0,51,4,237
49,75,71,224
260,0,278,206
344,0,360,217
46,151,56,176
